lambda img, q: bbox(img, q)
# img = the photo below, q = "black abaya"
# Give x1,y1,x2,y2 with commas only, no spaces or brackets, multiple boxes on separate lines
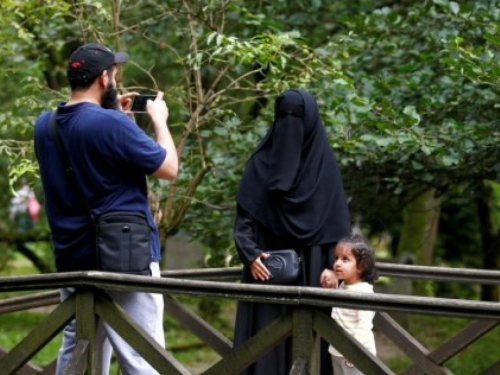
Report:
233,89,351,375
236,89,351,246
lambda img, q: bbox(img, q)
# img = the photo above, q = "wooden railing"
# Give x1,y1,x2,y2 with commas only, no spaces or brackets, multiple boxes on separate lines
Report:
0,263,499,374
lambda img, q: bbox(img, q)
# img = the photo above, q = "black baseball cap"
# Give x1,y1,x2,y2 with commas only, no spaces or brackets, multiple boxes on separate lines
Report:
67,43,129,84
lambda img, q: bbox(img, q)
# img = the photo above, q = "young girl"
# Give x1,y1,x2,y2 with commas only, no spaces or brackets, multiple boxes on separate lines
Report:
321,234,378,375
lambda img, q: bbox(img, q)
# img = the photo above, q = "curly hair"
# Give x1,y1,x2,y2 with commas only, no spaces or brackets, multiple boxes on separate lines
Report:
337,233,378,283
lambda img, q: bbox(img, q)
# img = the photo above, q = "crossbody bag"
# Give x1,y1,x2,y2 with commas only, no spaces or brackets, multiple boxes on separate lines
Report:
48,110,152,275
257,249,301,285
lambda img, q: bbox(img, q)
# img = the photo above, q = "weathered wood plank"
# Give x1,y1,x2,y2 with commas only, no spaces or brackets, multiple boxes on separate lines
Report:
80,273,500,319
481,359,500,375
0,295,75,375
95,292,190,375
0,347,42,374
63,339,89,375
164,264,500,286
164,295,232,355
403,319,499,375
377,263,500,285
0,291,59,315
0,272,87,292
289,358,307,375
40,360,57,375
1,266,500,375
75,289,96,373
162,267,242,281
3,271,500,319
314,310,394,375
292,308,313,373
375,312,451,375
202,311,293,375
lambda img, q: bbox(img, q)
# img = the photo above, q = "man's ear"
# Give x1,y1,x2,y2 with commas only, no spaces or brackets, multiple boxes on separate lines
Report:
97,70,108,88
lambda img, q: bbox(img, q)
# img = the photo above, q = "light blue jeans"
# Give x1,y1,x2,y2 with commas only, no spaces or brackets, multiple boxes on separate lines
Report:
56,263,165,375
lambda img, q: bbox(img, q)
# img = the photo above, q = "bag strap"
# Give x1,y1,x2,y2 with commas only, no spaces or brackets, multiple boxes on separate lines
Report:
48,110,93,218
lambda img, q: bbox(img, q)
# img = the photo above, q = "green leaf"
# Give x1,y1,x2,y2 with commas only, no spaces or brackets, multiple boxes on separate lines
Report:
216,33,224,46
432,0,448,6
449,2,460,16
375,138,392,147
207,32,217,45
441,155,458,166
213,127,228,136
403,106,421,125
412,161,424,170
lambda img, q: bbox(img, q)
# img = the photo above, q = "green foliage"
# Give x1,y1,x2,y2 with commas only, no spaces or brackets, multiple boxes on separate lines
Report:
1,0,500,269
323,0,500,188
385,314,500,374
0,296,235,371
301,1,500,245
0,310,62,365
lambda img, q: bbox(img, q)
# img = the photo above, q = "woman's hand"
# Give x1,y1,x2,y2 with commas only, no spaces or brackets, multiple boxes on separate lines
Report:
249,253,271,281
320,268,338,289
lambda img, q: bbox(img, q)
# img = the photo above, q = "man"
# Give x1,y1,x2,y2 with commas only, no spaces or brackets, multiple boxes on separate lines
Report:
34,43,178,374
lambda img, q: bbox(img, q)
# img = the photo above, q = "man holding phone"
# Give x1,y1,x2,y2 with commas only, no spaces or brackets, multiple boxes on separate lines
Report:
131,94,158,113
34,43,177,374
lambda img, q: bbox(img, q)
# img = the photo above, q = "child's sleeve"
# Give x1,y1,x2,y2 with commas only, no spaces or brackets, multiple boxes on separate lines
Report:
352,309,376,350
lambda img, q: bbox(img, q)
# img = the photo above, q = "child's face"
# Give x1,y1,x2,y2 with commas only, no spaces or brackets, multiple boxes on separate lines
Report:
333,244,361,285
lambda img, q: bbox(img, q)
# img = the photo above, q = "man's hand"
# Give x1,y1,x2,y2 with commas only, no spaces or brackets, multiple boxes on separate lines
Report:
118,92,139,113
147,91,169,124
320,268,338,289
150,91,178,180
250,253,271,281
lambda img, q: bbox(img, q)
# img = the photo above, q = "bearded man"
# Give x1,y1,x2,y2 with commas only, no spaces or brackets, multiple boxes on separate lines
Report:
34,43,177,374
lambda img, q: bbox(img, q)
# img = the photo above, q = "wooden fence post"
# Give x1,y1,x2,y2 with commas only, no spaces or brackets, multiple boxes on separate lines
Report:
291,307,313,375
65,288,97,375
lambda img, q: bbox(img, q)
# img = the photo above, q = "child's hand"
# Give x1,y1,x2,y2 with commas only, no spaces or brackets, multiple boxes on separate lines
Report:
250,253,271,281
320,268,338,289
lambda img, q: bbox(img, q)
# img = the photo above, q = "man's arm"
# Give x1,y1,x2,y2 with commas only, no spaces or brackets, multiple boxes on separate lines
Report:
147,91,178,180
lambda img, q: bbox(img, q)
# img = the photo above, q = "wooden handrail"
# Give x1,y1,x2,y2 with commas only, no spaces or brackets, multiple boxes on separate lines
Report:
162,263,500,285
0,271,500,319
2,261,500,316
1,264,500,374
0,290,59,314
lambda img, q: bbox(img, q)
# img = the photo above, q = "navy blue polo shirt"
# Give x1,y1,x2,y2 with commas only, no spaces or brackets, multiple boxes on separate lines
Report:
34,102,167,272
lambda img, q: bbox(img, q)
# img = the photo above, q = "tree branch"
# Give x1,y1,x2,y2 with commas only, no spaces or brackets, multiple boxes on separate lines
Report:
15,241,53,274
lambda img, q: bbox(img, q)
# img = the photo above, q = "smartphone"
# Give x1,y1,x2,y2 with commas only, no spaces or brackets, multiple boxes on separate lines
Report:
130,94,157,113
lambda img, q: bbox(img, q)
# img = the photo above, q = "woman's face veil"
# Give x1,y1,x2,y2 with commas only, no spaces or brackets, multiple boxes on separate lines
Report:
236,88,351,245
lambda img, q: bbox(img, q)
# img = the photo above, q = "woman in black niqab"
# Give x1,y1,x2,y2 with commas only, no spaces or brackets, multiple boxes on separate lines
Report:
233,89,351,375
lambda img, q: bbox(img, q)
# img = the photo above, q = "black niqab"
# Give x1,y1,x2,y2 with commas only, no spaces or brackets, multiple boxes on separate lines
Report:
236,89,350,246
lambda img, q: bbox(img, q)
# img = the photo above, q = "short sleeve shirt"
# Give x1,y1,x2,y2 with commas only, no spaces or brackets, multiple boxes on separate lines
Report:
34,102,167,271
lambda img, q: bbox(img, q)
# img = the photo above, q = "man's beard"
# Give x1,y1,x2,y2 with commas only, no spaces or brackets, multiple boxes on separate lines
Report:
101,83,119,110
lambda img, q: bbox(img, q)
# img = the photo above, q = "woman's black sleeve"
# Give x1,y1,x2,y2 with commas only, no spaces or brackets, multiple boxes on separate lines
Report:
234,205,262,265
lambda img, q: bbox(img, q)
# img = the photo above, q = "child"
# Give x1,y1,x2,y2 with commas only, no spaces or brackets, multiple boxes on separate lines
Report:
321,234,378,375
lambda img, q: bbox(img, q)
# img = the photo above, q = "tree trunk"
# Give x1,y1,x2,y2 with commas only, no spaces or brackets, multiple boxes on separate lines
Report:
397,188,442,265
396,188,442,298
476,180,500,301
